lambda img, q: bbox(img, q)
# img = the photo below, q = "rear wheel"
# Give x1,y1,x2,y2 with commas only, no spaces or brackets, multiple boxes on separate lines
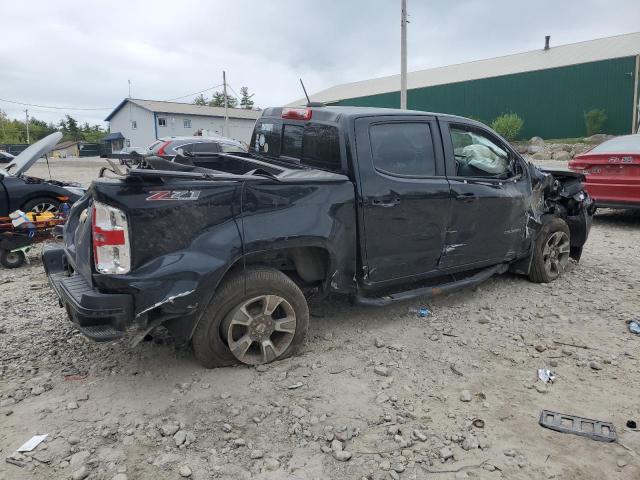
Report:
192,267,309,368
528,217,571,283
0,250,25,269
22,197,61,214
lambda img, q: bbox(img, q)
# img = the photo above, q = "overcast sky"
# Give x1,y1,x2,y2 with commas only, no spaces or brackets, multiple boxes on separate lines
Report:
1,0,638,127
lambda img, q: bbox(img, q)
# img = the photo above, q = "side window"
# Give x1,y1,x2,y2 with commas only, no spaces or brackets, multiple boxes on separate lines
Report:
450,126,510,177
369,122,436,177
193,142,219,155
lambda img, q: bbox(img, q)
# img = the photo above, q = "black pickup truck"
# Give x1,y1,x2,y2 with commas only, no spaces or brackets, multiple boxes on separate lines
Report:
44,106,594,367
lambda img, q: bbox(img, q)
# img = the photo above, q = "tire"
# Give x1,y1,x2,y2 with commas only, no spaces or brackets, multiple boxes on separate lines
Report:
528,217,571,283
22,197,61,214
0,249,25,269
192,267,309,368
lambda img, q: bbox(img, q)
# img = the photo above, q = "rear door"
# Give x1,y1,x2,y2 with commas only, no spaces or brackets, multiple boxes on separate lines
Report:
354,115,451,284
439,120,530,268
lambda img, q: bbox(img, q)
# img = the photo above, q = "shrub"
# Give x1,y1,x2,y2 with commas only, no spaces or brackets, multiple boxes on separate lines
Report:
584,109,607,136
490,113,524,141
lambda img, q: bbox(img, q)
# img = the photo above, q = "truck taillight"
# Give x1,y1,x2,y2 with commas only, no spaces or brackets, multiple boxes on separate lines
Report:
92,201,131,274
282,108,312,120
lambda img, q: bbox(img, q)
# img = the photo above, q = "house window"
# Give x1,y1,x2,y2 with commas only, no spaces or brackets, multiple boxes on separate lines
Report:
131,120,137,129
158,117,167,127
183,119,192,129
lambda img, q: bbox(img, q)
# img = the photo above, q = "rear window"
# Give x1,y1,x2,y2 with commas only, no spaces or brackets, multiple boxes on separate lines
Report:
251,120,342,172
220,143,246,153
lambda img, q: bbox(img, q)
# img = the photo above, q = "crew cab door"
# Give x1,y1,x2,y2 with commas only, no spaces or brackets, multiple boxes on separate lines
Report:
439,120,530,268
354,116,450,284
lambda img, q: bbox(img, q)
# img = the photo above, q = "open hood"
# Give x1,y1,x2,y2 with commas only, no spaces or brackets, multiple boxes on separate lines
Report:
3,132,63,176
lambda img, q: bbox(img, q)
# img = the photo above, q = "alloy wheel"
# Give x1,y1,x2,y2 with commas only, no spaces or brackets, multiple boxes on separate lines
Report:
30,202,58,214
223,295,297,365
542,231,570,277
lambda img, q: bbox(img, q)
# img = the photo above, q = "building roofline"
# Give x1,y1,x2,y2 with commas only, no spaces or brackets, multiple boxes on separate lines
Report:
105,98,261,122
291,31,640,105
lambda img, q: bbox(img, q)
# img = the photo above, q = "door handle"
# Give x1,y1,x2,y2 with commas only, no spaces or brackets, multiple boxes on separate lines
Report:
371,197,400,207
456,193,477,202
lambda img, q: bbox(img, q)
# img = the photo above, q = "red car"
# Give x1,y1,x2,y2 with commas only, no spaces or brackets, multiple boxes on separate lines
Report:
569,134,640,209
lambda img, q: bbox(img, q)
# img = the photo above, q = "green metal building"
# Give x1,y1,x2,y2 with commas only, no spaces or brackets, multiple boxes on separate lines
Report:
299,32,640,139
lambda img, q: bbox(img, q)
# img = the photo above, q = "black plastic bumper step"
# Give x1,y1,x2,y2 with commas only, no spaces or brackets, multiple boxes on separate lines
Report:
539,410,617,442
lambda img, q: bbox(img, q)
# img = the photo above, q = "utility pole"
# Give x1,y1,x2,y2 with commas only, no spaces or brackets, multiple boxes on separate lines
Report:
400,0,408,110
222,71,229,137
24,109,30,144
128,79,132,98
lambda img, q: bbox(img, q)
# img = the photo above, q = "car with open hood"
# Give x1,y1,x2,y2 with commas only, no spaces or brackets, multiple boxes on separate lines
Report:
0,132,85,216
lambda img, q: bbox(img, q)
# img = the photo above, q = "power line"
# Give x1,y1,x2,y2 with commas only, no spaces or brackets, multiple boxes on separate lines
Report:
164,83,224,102
227,84,241,100
0,97,111,110
0,82,233,114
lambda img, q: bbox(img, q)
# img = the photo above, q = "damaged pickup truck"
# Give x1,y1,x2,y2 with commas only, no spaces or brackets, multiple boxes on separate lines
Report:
44,106,594,367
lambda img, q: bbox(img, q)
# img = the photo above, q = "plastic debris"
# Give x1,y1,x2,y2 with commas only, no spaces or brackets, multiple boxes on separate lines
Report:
629,321,640,335
472,418,485,428
537,368,556,384
408,306,431,317
539,410,616,442
16,434,47,452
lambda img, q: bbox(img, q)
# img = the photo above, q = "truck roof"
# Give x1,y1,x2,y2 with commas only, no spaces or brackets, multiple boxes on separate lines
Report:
259,105,474,124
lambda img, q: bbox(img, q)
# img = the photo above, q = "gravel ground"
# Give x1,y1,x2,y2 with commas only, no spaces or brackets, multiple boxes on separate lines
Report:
1,158,639,480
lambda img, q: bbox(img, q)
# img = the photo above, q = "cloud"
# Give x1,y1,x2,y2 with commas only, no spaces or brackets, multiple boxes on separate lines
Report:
0,0,637,127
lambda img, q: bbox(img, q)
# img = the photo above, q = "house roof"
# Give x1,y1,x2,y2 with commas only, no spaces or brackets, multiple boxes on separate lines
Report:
105,98,262,122
52,140,82,150
290,31,640,105
102,131,125,141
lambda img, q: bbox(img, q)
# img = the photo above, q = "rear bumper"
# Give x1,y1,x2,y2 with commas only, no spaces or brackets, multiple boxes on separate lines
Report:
583,177,640,209
593,200,640,210
43,245,134,341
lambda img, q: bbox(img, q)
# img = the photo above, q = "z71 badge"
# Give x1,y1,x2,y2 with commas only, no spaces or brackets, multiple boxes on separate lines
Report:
146,190,201,201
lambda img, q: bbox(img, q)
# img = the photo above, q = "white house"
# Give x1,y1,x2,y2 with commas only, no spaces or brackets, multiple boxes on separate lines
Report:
104,98,262,152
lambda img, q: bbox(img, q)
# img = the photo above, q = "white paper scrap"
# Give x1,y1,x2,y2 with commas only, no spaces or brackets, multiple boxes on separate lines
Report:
16,434,48,452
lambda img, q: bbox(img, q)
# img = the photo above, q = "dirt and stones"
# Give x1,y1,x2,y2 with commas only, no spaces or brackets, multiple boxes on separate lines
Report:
0,160,639,479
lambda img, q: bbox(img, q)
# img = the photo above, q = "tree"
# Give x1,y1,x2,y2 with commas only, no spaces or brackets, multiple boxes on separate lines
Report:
208,91,238,108
584,109,607,136
193,94,208,106
490,113,524,141
239,87,255,109
60,115,82,141
82,124,106,143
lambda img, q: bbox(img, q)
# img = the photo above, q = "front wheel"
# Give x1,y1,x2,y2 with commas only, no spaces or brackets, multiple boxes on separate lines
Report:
528,217,571,283
1,249,26,269
192,267,309,368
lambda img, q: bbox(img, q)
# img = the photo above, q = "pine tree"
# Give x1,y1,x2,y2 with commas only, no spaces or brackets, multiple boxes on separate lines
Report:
193,94,208,106
239,87,255,109
208,91,238,108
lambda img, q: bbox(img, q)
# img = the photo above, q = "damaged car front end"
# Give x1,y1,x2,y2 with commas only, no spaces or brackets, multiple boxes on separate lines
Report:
509,163,595,278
